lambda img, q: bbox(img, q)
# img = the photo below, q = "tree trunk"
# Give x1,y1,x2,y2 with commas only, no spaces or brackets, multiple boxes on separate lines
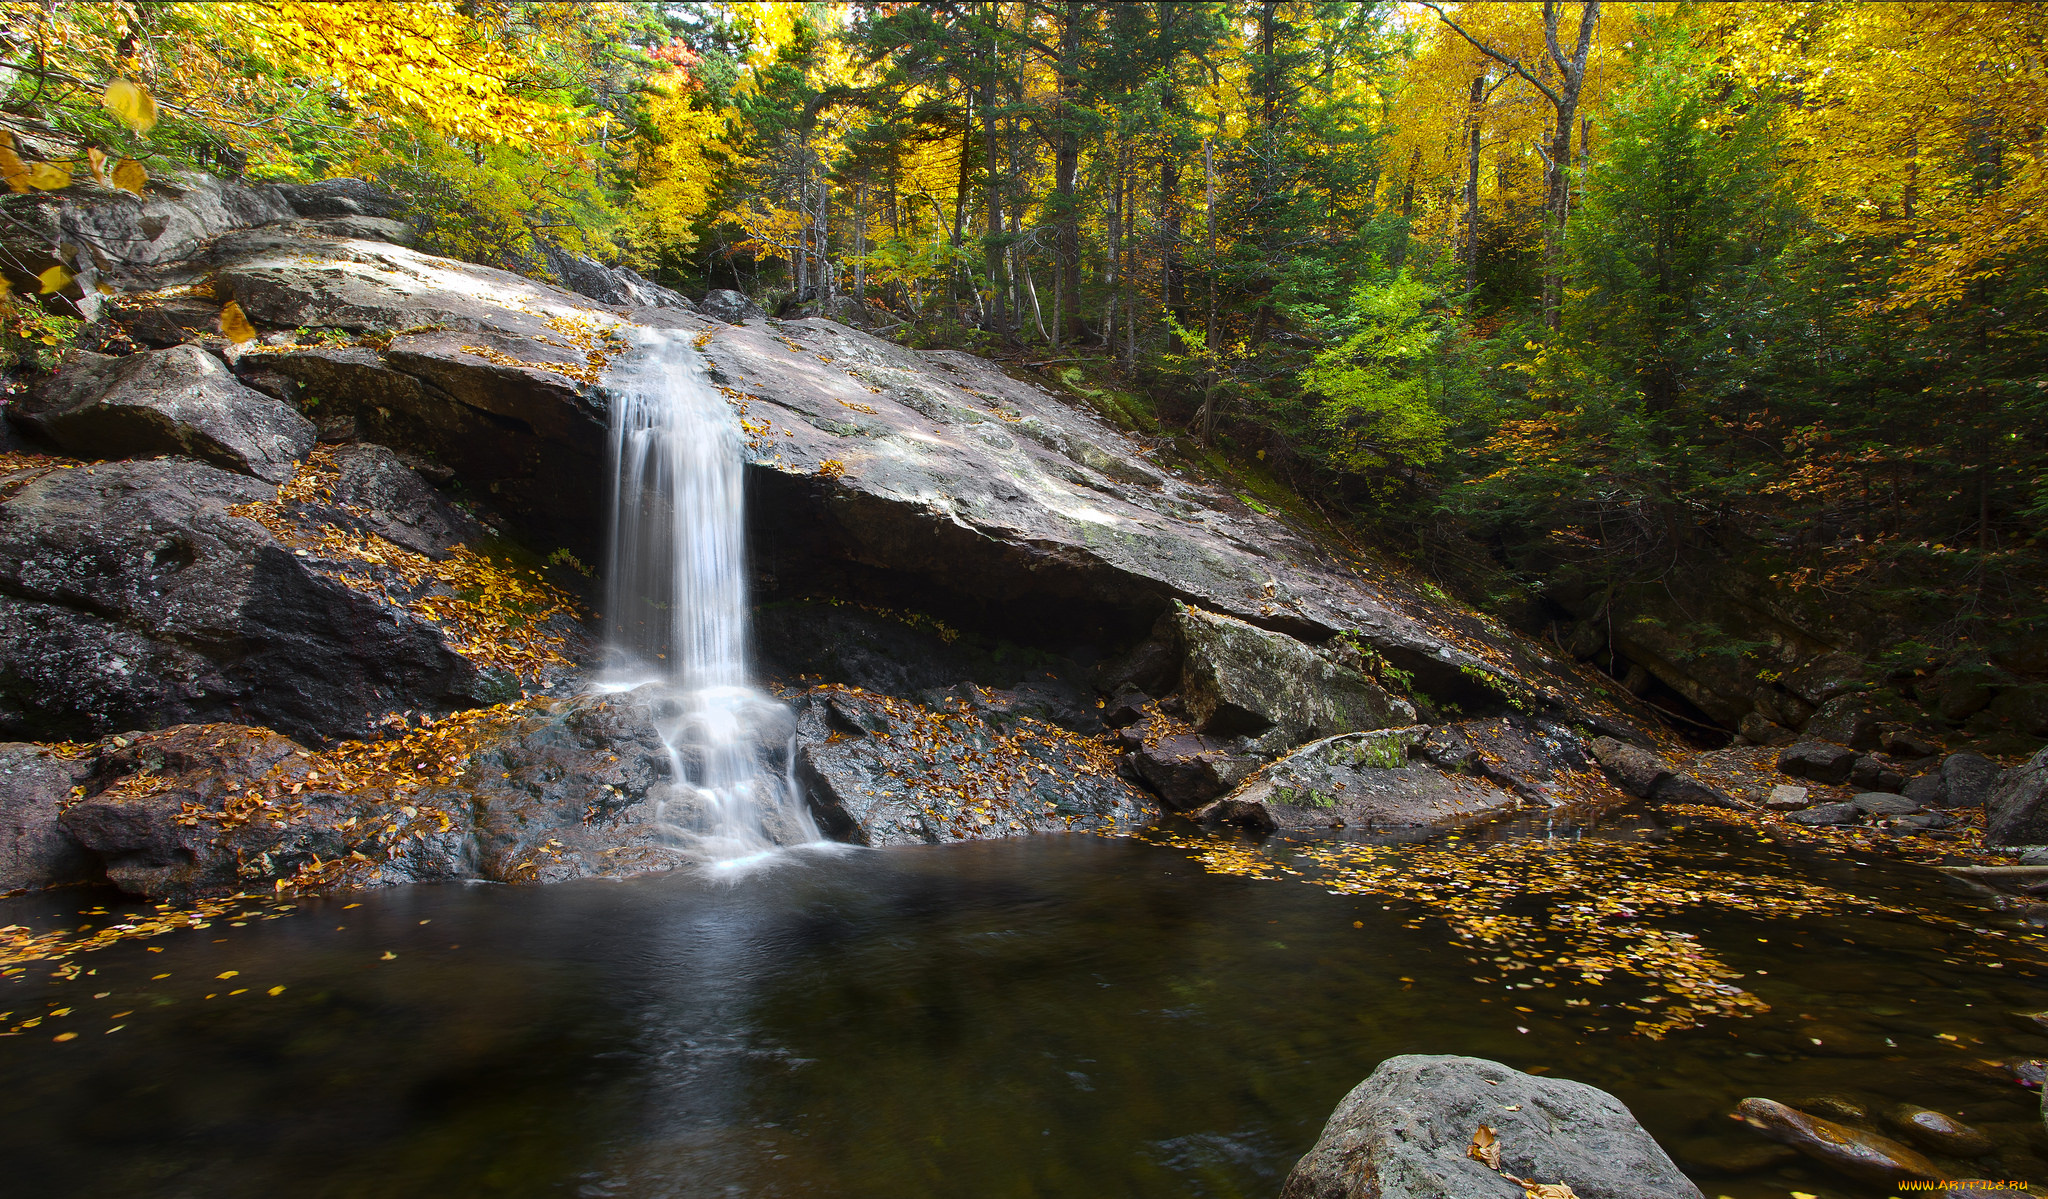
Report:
1463,72,1486,295
1199,137,1219,443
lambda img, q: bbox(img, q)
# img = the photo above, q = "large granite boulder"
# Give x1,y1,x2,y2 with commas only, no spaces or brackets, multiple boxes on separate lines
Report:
1173,604,1414,749
1985,748,2046,846
0,743,96,893
0,456,538,743
1280,1054,1702,1199
1196,728,1517,837
12,344,315,482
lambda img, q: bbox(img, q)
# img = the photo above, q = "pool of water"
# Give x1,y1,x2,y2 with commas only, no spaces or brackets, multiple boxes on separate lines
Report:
5,812,2047,1198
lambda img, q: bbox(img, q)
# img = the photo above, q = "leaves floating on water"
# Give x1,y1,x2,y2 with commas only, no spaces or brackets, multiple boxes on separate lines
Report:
1121,827,2041,1040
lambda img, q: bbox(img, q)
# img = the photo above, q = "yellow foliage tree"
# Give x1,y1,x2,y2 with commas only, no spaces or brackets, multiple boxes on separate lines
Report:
1720,0,2048,311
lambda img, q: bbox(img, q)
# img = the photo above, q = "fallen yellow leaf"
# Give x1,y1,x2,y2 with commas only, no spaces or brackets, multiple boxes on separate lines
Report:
220,300,257,344
37,265,73,295
111,157,147,195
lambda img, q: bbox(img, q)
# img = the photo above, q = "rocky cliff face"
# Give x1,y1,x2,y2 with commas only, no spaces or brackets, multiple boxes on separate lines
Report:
0,174,1662,899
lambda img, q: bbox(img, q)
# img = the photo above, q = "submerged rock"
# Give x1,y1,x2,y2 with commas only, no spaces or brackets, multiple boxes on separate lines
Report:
1736,1097,1944,1184
1280,1054,1701,1199
1883,1104,1995,1157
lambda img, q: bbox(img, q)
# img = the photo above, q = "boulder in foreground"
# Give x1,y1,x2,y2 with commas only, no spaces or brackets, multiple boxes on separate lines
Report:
1279,1054,1701,1199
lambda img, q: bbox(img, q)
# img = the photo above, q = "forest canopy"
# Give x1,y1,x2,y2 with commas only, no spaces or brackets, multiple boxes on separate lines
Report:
3,0,2043,679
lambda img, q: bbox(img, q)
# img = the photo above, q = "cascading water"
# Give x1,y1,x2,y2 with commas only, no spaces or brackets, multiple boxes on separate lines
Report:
601,329,819,862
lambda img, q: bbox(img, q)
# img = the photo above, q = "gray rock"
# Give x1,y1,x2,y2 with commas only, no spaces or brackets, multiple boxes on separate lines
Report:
1851,792,1921,816
1738,711,1797,746
13,345,315,482
1120,714,1261,809
1805,694,1897,751
1881,729,1941,759
538,238,695,310
34,176,1644,742
0,458,500,743
1453,716,1592,803
52,693,712,898
1850,754,1905,792
1986,748,2048,846
314,443,480,558
1787,802,1860,826
1765,784,1811,810
1784,653,1872,707
1279,1054,1701,1199
796,686,1150,843
0,743,96,892
1654,771,1754,810
1778,740,1856,784
1196,730,1516,838
1591,735,1671,797
275,178,405,219
1901,772,1947,806
1175,605,1414,749
0,171,295,311
1943,752,2005,808
698,289,766,323
1918,663,2010,722
1988,685,2048,738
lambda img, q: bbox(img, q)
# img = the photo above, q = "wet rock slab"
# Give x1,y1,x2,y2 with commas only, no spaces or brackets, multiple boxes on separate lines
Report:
793,684,1149,846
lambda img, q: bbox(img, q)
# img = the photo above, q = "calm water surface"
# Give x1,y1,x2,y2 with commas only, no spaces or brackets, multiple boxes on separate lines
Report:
4,817,2047,1198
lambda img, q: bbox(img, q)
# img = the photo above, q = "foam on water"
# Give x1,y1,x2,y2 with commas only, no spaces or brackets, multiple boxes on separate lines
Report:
601,329,820,860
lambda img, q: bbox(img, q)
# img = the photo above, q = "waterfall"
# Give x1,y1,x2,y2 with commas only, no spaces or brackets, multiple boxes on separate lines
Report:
601,329,819,860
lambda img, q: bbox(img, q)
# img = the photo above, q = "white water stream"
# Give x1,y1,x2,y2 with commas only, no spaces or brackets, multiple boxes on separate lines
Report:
600,330,819,861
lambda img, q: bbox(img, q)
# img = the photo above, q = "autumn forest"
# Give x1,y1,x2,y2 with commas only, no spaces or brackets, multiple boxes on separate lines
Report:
4,2,2043,731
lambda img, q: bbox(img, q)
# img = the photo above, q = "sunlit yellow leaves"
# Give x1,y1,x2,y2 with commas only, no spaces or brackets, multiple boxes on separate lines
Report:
111,157,147,195
86,146,107,185
219,300,257,344
102,77,158,133
36,266,74,295
215,1,588,156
